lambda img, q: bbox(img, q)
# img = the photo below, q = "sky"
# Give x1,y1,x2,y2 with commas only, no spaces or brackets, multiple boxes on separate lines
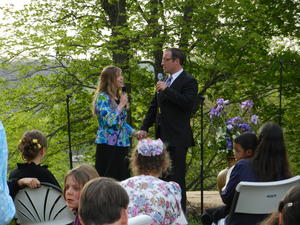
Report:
0,0,30,21
0,0,298,54
0,0,30,9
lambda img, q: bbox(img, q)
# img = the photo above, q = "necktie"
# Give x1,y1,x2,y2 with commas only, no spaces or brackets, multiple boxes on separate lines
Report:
166,75,173,87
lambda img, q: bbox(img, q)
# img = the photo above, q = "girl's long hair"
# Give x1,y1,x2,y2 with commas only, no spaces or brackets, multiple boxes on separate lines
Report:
92,65,122,116
279,184,300,225
63,164,99,200
252,122,291,181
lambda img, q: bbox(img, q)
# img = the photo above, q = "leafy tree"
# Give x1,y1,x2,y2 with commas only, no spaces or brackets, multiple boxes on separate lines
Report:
0,0,299,191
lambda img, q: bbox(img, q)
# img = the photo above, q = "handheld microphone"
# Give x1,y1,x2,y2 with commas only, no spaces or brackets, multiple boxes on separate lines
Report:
156,73,165,94
122,85,130,103
157,73,164,81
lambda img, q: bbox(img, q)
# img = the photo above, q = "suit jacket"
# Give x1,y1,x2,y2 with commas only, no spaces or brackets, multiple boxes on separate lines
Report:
141,71,198,147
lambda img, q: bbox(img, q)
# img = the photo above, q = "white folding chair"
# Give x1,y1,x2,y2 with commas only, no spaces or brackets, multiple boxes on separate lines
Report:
128,215,152,225
216,175,300,225
14,182,74,225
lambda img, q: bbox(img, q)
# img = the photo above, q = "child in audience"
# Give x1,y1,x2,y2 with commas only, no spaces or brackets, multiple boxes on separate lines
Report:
260,184,300,225
79,177,129,225
8,130,60,198
201,132,258,225
64,164,99,225
220,122,291,225
222,132,258,191
120,138,182,225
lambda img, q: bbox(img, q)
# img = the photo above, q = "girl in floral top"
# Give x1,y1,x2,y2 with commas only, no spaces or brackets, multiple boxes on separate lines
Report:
92,65,138,181
120,138,182,225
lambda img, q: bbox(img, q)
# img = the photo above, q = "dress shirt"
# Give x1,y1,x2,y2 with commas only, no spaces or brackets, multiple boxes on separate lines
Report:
168,69,183,86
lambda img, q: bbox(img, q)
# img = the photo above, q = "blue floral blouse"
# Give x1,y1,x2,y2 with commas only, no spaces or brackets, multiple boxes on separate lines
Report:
95,92,134,147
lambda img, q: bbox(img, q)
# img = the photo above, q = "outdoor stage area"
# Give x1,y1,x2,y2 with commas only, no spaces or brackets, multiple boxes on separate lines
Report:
187,191,224,211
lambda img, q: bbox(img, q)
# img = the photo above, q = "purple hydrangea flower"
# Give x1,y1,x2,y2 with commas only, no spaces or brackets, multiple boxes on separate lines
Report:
250,114,259,125
237,123,251,132
241,100,254,110
225,135,233,149
227,116,242,125
210,107,222,119
209,108,217,119
216,105,224,113
226,118,233,125
216,98,229,105
226,124,233,131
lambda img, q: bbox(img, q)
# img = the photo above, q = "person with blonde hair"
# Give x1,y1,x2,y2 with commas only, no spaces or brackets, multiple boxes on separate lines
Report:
120,138,182,225
64,164,99,225
92,65,138,181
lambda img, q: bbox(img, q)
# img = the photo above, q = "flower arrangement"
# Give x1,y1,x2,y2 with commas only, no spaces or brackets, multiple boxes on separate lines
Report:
209,99,259,156
137,138,164,156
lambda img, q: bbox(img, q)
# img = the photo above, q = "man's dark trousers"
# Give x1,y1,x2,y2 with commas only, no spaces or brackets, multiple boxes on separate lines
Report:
165,145,188,212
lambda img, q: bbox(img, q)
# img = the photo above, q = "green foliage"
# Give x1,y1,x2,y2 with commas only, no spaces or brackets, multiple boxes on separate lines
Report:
0,0,299,194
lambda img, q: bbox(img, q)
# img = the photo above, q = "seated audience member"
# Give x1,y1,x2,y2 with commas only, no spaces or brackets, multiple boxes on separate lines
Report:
0,121,15,224
8,130,60,198
120,138,182,225
223,132,258,191
79,177,129,225
64,164,99,225
260,213,280,225
260,184,300,225
201,132,258,225
220,122,291,225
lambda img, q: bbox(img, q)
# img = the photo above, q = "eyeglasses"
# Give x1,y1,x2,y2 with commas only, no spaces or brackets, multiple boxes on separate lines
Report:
161,58,174,62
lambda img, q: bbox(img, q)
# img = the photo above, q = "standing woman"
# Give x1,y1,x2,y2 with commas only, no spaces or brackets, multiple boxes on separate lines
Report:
92,65,136,181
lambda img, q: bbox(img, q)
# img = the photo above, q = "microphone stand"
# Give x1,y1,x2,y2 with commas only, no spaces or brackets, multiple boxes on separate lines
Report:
199,95,205,214
155,73,164,136
66,94,73,169
279,61,283,126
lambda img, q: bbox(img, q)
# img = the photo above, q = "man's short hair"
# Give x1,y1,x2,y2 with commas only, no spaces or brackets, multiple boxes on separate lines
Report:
165,48,185,65
79,177,129,225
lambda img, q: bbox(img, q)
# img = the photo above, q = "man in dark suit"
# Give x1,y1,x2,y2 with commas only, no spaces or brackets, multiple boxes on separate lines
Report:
138,48,198,211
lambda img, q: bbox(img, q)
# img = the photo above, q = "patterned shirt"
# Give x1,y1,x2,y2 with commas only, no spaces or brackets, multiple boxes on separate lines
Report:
95,92,134,147
0,121,16,225
120,175,182,225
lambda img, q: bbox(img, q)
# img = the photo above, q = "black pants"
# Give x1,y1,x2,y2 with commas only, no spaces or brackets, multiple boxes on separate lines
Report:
95,144,130,181
201,205,229,225
164,145,187,212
